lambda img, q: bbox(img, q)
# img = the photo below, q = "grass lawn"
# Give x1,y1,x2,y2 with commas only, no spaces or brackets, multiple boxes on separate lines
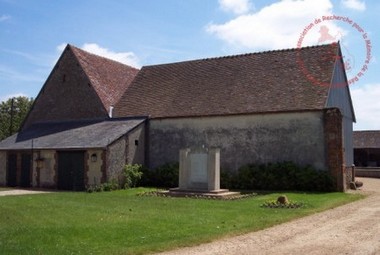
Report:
0,188,364,255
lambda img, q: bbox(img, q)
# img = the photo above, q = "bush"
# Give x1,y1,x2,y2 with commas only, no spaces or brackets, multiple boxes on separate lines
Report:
137,161,334,192
154,162,179,188
124,164,144,189
140,162,179,188
231,162,334,192
86,180,119,193
101,180,119,191
220,169,238,189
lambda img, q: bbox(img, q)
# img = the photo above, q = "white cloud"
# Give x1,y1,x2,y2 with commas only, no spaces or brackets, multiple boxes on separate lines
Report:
351,83,380,130
0,93,29,103
55,43,140,68
341,0,366,11
219,0,253,14
207,0,347,50
0,15,11,22
56,43,66,52
81,43,140,68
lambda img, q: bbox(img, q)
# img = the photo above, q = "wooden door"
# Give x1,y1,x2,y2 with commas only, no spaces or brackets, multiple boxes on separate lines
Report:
57,151,85,191
20,153,31,188
6,154,17,187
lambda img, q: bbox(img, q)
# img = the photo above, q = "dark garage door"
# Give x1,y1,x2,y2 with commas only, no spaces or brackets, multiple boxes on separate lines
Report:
57,151,85,191
20,153,32,188
7,154,17,187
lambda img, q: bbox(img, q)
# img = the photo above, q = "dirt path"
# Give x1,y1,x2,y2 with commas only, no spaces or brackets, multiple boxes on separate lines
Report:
158,178,380,255
0,189,52,196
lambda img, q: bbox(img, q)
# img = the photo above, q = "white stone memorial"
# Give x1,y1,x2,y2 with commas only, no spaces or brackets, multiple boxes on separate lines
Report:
165,147,239,198
177,147,222,192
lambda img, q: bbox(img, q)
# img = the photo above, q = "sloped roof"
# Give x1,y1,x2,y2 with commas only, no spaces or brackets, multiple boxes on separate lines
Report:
0,117,146,150
354,131,380,149
114,43,340,119
69,45,139,112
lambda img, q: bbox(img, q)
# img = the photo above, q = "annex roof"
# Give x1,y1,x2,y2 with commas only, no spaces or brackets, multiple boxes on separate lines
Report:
0,117,146,150
115,43,341,119
69,45,139,112
354,130,380,149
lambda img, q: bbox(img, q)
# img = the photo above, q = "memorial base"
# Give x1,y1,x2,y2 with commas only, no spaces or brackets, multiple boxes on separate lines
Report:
164,187,241,199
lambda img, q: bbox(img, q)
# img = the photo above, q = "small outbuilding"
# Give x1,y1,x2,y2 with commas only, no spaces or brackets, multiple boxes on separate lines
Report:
0,44,143,190
0,118,146,190
354,130,380,178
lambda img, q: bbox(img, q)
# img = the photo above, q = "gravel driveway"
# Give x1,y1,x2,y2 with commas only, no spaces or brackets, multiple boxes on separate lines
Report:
0,189,52,196
158,177,380,255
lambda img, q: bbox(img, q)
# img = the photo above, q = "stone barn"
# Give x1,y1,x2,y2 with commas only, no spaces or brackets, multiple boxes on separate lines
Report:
114,42,355,191
0,42,355,191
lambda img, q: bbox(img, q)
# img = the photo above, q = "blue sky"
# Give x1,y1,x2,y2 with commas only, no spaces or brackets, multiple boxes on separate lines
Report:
0,0,379,130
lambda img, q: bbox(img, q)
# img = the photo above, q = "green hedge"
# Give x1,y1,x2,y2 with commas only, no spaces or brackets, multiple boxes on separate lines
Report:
141,161,335,192
222,162,335,192
140,162,179,188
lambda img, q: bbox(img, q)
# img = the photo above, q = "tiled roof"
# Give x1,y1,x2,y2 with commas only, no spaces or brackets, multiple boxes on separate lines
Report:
0,118,146,150
354,131,380,149
114,43,340,118
69,45,139,112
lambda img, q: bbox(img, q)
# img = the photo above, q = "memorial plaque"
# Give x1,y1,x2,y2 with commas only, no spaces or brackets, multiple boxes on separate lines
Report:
177,147,221,192
189,153,208,183
169,147,233,197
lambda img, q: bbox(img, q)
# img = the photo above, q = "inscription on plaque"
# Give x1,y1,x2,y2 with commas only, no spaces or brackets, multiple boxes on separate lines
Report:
189,153,208,183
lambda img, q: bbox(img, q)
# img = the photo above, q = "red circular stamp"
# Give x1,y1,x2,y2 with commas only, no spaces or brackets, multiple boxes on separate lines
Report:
296,15,372,87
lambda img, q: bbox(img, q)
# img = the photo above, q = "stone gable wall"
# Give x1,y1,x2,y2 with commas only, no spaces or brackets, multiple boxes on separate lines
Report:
22,47,107,130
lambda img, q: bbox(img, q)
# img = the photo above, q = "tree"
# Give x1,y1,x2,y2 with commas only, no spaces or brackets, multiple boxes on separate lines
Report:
0,96,34,141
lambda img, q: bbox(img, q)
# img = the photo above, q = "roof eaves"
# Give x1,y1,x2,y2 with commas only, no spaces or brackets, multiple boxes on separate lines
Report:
149,108,325,120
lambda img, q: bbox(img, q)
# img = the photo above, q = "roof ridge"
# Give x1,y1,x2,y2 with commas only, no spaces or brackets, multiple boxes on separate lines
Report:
143,42,337,68
67,44,139,70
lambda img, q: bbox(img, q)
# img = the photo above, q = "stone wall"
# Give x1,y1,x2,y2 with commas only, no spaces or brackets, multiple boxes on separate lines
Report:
355,167,380,178
107,137,127,185
86,149,104,186
323,108,345,191
345,165,355,187
148,111,327,172
126,124,145,165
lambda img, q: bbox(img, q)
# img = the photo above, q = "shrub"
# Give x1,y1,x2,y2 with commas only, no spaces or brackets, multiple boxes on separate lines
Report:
86,180,119,193
101,180,119,191
220,168,238,189
124,164,144,189
234,162,334,192
261,199,305,209
140,162,179,188
155,162,179,188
